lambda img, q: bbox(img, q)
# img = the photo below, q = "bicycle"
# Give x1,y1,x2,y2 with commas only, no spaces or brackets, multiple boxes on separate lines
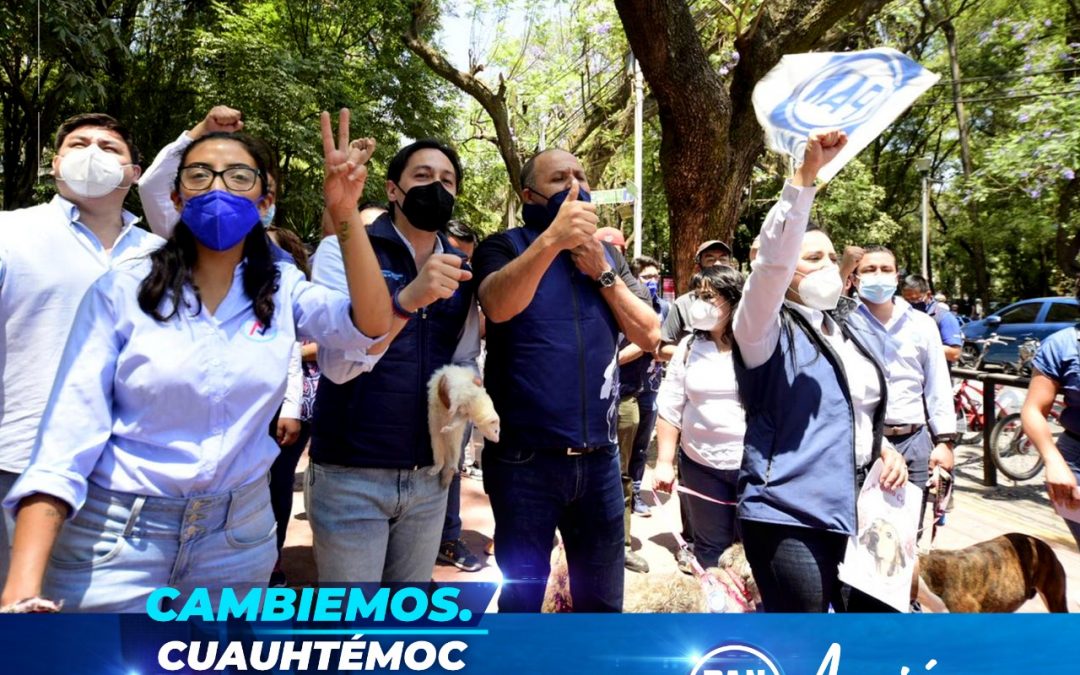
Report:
987,337,1054,481
953,334,1018,445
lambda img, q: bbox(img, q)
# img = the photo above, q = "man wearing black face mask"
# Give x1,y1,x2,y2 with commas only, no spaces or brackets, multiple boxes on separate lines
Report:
307,139,480,583
901,274,963,364
472,148,660,612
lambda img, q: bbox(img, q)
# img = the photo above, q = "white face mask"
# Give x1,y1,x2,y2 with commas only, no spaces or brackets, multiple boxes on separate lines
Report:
57,144,128,198
689,298,721,331
794,264,843,310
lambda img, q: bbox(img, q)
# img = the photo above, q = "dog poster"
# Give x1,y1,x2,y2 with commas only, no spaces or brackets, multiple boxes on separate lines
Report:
838,457,923,612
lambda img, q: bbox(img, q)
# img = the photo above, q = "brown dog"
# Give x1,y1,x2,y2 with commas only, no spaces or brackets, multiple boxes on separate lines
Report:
918,533,1068,613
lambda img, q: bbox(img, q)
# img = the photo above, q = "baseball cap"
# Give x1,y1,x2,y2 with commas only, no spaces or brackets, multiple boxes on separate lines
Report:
595,227,626,248
695,240,732,261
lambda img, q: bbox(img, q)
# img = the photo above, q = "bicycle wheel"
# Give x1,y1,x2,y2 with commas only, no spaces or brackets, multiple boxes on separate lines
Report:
989,412,1045,481
955,403,982,445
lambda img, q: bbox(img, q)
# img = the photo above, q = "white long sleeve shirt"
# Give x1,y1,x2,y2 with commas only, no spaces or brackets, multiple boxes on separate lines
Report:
732,181,880,468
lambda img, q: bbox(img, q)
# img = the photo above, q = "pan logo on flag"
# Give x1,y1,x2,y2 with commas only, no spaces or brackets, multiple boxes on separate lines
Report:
690,643,783,675
752,48,939,182
769,52,921,138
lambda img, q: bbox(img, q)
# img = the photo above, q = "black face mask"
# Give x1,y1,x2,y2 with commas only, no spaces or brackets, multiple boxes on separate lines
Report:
394,181,455,232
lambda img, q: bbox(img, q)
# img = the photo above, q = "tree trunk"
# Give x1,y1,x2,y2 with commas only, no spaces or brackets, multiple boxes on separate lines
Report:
614,0,878,292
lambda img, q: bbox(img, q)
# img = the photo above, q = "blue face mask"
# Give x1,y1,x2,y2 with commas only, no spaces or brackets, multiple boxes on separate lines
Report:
522,185,592,230
857,275,897,304
260,203,276,229
643,279,659,297
182,190,261,251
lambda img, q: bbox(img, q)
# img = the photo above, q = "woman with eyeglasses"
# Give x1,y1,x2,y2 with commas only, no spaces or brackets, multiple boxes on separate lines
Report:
653,265,746,570
0,110,391,612
731,130,908,613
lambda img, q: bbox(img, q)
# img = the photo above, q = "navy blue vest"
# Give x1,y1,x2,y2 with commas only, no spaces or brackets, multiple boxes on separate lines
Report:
309,215,474,468
734,305,888,536
483,226,621,450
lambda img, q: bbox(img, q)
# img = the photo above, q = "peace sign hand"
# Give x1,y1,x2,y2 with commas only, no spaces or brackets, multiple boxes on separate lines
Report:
321,108,376,218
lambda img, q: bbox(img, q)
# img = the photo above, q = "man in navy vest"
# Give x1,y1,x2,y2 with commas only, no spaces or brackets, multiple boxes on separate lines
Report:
472,148,660,612
307,139,480,583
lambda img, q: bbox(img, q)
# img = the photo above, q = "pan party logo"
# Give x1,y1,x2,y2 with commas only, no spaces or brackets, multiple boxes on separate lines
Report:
690,643,783,675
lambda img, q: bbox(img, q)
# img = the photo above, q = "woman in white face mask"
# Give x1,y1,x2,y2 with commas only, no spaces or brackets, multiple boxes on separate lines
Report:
653,265,746,571
729,130,909,613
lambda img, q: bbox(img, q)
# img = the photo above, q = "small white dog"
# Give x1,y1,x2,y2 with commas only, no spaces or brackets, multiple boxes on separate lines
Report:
427,365,501,486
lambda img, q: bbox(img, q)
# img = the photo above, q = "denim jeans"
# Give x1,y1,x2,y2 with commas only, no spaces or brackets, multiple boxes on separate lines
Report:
1057,432,1080,550
678,452,738,568
268,421,311,552
740,519,895,613
43,477,276,613
484,444,624,612
629,390,658,491
0,470,18,587
305,462,447,583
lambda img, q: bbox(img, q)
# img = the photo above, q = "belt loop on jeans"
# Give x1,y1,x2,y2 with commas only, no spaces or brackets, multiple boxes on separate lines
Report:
123,496,146,537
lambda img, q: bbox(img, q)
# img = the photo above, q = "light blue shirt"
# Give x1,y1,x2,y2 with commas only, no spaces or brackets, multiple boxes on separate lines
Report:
0,196,163,473
4,260,379,518
312,228,481,384
856,297,956,437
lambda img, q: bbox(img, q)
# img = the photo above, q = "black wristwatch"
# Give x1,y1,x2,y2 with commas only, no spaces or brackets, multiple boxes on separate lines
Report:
597,268,617,288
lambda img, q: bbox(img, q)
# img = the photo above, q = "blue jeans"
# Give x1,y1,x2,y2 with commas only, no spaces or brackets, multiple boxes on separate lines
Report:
629,391,658,491
740,519,894,613
0,470,17,587
1057,433,1080,550
44,477,276,613
305,462,447,583
678,452,738,568
484,444,624,612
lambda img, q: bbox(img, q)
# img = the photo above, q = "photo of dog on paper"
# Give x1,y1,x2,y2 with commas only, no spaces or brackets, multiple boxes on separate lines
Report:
838,454,924,612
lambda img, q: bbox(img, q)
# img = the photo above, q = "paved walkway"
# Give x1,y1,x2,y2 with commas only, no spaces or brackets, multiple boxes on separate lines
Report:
280,439,1080,612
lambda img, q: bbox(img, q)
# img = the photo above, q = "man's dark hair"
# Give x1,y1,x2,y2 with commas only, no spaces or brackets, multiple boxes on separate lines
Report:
55,112,140,165
857,245,896,270
903,274,931,295
631,256,660,277
520,148,561,189
386,139,463,186
446,220,476,243
805,220,827,234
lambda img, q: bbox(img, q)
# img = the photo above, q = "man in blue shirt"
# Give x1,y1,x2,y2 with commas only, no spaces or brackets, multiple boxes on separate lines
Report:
902,274,963,363
0,113,163,587
472,148,660,612
855,248,956,532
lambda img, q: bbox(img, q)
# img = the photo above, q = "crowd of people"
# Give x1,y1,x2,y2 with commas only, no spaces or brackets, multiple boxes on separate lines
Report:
0,107,1075,616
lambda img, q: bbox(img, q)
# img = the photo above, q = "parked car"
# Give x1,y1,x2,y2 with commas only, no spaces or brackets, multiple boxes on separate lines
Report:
961,297,1080,368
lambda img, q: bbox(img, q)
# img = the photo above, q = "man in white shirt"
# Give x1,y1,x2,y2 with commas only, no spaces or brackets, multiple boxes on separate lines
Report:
0,113,163,584
853,246,956,531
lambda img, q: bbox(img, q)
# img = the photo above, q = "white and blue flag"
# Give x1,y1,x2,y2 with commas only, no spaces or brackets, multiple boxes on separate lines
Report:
752,48,939,182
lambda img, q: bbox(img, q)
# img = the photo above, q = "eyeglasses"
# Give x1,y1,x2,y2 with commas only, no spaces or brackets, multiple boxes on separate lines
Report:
179,164,261,192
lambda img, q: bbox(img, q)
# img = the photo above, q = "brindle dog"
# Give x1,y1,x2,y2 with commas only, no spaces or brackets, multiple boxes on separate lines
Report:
918,533,1068,613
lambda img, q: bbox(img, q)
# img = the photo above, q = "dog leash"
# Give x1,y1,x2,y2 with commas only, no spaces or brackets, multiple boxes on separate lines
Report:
644,486,754,612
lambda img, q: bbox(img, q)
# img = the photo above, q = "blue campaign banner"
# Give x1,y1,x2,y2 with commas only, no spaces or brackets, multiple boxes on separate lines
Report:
1,611,1076,674
751,48,939,182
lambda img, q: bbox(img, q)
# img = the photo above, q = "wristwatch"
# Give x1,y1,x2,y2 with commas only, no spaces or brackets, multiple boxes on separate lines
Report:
597,268,617,288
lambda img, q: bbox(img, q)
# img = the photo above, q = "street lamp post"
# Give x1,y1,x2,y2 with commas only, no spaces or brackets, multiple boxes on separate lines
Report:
915,157,932,279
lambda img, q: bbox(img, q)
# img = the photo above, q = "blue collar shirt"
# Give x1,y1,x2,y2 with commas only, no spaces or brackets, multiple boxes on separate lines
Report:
4,259,381,518
856,296,956,437
0,195,163,473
